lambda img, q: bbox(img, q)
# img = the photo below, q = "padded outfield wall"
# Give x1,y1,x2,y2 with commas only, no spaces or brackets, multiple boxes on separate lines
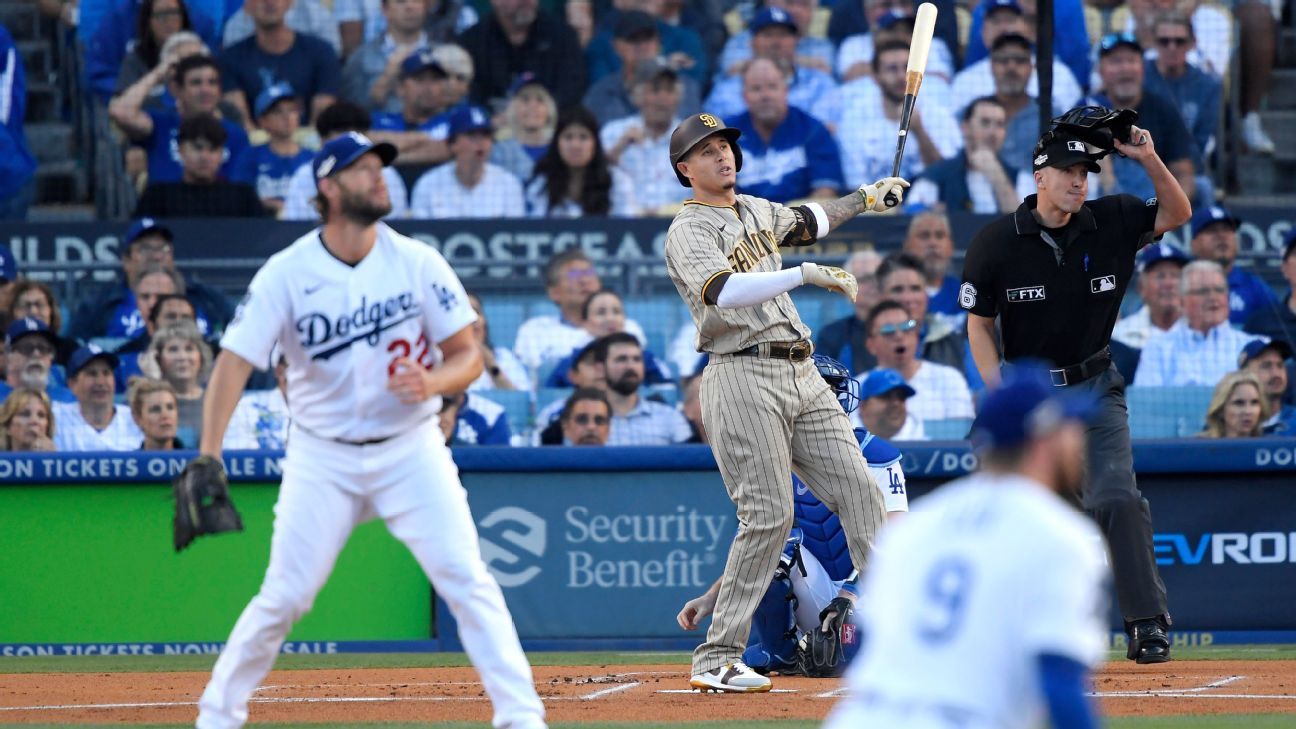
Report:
2,442,1294,654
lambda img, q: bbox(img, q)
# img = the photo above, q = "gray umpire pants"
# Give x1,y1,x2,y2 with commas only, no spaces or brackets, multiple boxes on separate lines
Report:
692,354,886,675
1067,364,1170,624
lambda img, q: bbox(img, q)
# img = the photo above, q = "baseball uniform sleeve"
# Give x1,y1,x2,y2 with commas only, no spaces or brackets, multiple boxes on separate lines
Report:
960,227,999,318
665,221,733,306
221,262,293,369
420,247,477,343
1115,194,1160,252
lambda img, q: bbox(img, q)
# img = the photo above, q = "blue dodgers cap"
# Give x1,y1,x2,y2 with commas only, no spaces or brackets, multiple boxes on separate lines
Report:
123,217,174,246
1190,205,1240,238
5,317,57,347
0,244,15,283
400,47,448,79
983,0,1024,16
1136,241,1191,273
507,71,545,98
447,104,493,139
859,368,917,400
67,343,119,378
253,82,298,118
1238,338,1294,368
969,366,1097,451
312,131,398,181
750,6,798,33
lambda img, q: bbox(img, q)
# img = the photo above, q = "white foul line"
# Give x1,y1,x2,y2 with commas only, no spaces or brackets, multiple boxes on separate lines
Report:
1185,675,1245,692
581,682,640,700
1095,692,1296,700
816,687,848,698
656,689,800,694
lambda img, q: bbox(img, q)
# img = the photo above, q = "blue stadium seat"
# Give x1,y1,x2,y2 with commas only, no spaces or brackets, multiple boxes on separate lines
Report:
481,300,526,352
645,382,679,406
474,390,533,438
1126,386,1214,438
924,418,973,440
535,387,574,415
625,297,679,357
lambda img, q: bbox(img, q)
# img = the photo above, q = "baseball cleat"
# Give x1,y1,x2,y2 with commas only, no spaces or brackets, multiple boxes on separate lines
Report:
1127,618,1171,664
690,662,773,692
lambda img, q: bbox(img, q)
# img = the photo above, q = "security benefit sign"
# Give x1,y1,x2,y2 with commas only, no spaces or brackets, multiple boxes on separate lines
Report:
461,471,737,638
1143,471,1296,630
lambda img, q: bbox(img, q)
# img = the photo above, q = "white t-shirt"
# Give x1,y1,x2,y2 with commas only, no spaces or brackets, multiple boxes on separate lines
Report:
835,77,961,185
512,315,648,371
896,360,975,422
223,389,290,450
951,57,1082,117
52,402,143,451
600,116,687,213
827,474,1109,729
281,161,410,221
409,162,526,219
221,224,476,442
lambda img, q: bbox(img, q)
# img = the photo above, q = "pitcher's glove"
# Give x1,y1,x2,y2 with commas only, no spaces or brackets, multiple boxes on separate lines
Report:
173,455,244,552
796,597,860,678
801,262,859,303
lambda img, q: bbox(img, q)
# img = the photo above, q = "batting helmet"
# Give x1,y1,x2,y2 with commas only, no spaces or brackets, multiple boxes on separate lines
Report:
669,113,743,187
814,353,860,415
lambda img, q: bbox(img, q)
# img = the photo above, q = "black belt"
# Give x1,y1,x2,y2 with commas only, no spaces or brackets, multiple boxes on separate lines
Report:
295,417,430,446
733,340,813,361
1048,347,1111,387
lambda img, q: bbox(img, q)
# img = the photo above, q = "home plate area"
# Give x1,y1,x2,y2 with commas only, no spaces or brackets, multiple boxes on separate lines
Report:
1,661,1293,724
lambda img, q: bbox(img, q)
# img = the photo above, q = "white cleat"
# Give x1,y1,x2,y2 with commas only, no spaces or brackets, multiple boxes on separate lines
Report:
689,662,773,693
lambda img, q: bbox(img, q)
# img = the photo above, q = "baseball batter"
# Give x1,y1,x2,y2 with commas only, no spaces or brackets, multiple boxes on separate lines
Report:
192,133,546,729
663,112,908,692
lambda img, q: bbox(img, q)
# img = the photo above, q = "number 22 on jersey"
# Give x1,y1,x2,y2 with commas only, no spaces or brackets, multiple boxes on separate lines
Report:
387,334,435,376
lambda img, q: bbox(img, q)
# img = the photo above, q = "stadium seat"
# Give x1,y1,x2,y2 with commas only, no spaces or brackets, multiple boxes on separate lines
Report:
535,387,574,416
475,390,534,439
924,417,973,440
1126,386,1213,438
481,299,526,352
624,297,679,357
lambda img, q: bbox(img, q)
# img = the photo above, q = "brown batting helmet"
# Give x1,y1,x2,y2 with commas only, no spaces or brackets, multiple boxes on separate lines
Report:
669,113,743,187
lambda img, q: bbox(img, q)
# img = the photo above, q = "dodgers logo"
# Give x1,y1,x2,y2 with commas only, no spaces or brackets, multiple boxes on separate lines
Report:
295,292,422,360
478,507,547,587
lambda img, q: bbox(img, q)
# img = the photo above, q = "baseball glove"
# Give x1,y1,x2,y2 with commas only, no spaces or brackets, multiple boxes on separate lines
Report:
173,455,244,552
795,597,859,678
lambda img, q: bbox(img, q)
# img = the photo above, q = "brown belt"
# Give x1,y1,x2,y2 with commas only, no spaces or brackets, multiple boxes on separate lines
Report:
733,340,814,361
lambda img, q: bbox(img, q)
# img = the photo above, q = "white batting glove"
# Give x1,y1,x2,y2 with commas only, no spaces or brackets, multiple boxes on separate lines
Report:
858,177,911,212
801,262,858,303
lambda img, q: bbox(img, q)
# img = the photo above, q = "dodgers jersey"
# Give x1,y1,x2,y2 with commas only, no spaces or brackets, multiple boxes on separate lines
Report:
839,474,1109,729
222,224,475,441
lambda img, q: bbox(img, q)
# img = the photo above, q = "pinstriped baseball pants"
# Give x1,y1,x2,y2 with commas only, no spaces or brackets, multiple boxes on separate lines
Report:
693,354,886,675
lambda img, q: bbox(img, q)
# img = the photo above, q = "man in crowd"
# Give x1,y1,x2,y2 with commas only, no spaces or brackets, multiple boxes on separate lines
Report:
1144,11,1220,161
53,345,143,451
717,0,835,78
864,300,974,424
852,367,924,440
1246,232,1296,343
0,318,74,403
109,55,251,185
1238,339,1296,435
340,0,433,114
906,97,1028,215
369,49,455,168
1135,261,1263,387
458,0,585,108
600,61,688,215
1189,205,1280,327
1113,242,1190,350
409,105,525,218
877,253,978,385
950,0,1082,116
729,58,843,203
815,250,884,376
598,332,690,445
557,387,613,446
898,213,963,327
582,12,700,126
134,115,267,218
984,33,1048,173
220,0,341,127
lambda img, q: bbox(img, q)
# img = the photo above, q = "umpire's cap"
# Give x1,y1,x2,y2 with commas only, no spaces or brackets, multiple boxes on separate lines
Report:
669,113,743,187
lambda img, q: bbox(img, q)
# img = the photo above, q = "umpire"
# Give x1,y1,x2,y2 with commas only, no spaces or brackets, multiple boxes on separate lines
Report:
961,115,1191,663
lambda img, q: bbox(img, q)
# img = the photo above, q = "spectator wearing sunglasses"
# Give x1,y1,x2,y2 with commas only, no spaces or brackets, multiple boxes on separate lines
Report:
861,301,974,426
1143,12,1219,161
558,387,612,446
1,318,74,404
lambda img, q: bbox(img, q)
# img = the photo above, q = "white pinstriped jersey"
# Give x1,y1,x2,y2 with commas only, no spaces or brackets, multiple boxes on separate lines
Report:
52,402,143,451
664,195,811,355
222,224,476,442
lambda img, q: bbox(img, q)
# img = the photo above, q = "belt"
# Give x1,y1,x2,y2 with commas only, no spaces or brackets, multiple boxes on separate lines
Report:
295,416,430,446
733,340,813,361
1048,347,1111,387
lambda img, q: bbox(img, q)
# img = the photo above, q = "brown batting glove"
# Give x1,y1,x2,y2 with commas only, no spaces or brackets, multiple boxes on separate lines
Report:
801,262,859,303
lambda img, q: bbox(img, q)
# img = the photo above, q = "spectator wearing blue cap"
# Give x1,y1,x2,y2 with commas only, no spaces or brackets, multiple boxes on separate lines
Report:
457,0,585,109
134,114,267,218
583,3,708,89
1245,232,1296,345
851,367,923,440
950,2,1082,120
1238,339,1296,435
52,345,144,451
492,74,556,182
338,0,434,114
729,57,844,204
835,7,955,85
280,102,412,221
368,50,457,169
409,105,525,218
704,7,838,126
109,55,252,187
581,12,702,126
0,318,74,404
716,0,834,81
0,24,35,220
230,83,314,217
1188,205,1280,327
963,0,1091,94
1113,242,1190,350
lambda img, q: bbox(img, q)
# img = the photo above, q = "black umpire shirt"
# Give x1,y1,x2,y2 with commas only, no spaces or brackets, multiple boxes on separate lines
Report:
961,193,1159,366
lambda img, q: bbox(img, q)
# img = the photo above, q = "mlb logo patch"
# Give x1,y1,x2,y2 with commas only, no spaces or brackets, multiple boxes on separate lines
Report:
1067,140,1086,152
1091,275,1116,293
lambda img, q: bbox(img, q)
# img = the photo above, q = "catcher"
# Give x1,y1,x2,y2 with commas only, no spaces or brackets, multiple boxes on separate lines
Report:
677,355,909,678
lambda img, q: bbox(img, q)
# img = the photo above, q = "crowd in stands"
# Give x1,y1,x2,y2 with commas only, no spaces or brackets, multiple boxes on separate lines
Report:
0,0,1293,450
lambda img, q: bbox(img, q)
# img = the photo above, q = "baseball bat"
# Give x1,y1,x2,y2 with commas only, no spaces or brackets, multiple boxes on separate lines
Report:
884,2,938,208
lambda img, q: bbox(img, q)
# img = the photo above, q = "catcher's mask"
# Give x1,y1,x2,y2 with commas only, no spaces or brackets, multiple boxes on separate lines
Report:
814,353,861,415
1033,105,1139,165
669,113,743,187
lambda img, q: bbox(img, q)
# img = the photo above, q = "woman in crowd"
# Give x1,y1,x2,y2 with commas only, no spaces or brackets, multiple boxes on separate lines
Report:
0,388,55,452
525,106,638,218
115,0,202,102
2,280,73,362
1201,371,1269,439
129,377,183,450
491,74,558,182
146,321,211,447
466,292,529,392
545,289,670,387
